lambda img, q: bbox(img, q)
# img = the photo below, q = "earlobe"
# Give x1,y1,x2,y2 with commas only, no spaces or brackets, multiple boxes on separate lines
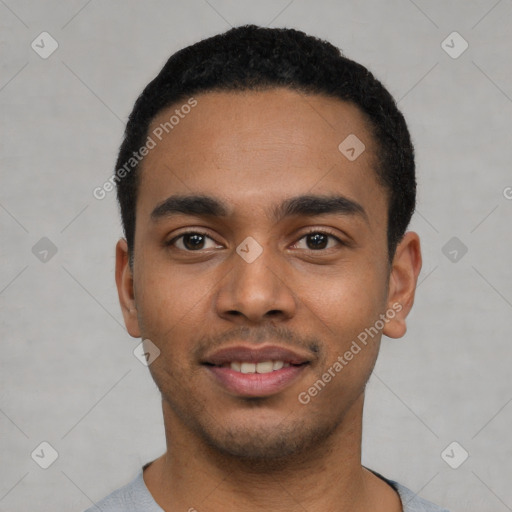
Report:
115,238,141,338
383,232,422,339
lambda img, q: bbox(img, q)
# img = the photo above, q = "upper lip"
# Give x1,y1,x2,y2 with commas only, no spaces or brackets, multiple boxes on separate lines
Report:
202,344,312,366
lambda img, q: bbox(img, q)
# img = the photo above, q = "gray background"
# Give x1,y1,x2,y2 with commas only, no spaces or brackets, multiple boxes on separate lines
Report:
1,1,511,511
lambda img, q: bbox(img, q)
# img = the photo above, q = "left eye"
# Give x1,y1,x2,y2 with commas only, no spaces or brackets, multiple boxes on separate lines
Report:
293,232,341,250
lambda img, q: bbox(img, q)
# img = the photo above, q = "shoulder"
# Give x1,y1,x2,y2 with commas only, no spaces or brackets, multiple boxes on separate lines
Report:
83,469,163,512
390,479,451,512
366,467,450,512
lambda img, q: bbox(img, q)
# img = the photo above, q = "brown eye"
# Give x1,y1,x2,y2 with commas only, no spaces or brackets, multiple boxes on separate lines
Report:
306,233,328,249
182,233,206,250
167,232,221,251
293,231,341,251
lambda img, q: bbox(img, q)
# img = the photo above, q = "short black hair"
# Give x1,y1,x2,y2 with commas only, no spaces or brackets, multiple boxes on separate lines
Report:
115,24,415,264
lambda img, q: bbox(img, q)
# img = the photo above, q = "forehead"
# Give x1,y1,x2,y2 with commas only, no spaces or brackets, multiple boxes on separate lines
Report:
137,88,386,227
145,88,375,168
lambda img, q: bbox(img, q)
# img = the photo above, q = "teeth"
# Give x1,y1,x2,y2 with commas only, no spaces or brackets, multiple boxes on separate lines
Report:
240,362,256,374
256,361,273,374
229,361,291,373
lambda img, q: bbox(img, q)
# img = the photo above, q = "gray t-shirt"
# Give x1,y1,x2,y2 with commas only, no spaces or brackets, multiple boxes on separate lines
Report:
84,465,450,512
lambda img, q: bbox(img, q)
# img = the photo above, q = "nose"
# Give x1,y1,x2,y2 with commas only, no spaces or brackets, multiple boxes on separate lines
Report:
215,241,297,324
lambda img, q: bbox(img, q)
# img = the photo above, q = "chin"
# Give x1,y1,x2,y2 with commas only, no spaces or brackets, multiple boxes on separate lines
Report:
198,414,340,467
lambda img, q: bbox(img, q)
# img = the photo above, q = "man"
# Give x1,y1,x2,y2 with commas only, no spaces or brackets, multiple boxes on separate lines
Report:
86,25,449,512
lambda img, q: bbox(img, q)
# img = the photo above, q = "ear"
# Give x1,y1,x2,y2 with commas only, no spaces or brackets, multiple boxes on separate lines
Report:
383,231,422,339
115,238,141,338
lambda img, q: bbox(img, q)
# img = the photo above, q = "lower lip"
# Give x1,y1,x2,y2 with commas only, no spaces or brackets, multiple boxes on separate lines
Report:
205,365,308,397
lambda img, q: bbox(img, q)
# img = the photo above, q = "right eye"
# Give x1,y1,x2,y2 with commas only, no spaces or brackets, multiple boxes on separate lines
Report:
166,231,223,251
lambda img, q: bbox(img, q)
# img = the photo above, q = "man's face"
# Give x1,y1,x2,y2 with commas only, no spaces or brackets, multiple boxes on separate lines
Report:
117,88,412,460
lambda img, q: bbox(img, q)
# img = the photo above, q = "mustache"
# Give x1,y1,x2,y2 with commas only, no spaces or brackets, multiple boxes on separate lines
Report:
192,323,322,360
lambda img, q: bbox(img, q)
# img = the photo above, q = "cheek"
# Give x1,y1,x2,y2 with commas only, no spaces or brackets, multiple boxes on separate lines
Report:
303,263,388,336
134,266,208,394
298,273,384,408
134,260,210,346
297,261,387,389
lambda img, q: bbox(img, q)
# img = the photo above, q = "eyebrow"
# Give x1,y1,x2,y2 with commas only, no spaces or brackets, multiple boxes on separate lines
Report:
150,193,368,224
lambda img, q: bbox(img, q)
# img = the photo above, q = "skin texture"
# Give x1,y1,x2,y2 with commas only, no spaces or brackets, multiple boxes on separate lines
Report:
116,88,422,512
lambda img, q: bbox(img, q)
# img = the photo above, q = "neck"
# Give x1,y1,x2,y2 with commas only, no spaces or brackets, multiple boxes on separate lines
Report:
143,394,401,512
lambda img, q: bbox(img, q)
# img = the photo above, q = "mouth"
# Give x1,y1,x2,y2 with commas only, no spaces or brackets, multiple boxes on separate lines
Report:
213,360,295,373
202,345,312,397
